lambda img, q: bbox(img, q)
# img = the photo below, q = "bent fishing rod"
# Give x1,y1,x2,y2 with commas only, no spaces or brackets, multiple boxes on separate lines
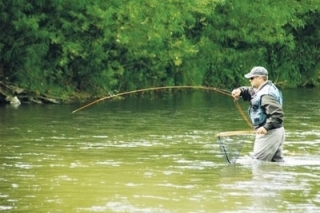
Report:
71,85,252,129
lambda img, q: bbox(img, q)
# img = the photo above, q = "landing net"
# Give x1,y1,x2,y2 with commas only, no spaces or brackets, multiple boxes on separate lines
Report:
216,130,255,164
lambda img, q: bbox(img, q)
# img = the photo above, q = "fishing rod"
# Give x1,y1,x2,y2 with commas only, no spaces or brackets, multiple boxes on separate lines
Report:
71,85,252,129
72,85,231,113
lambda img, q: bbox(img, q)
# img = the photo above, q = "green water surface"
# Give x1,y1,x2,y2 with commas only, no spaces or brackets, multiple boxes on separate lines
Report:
1,88,319,213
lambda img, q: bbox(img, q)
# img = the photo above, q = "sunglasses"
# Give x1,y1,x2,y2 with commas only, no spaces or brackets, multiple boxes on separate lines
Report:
249,76,257,80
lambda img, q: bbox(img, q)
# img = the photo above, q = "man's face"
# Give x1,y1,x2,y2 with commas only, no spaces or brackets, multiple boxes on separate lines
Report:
249,76,263,88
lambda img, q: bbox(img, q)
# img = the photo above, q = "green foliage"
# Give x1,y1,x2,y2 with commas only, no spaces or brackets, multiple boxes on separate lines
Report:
0,0,319,100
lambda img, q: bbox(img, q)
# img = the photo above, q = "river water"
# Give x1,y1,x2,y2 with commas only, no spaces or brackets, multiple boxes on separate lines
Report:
0,88,319,213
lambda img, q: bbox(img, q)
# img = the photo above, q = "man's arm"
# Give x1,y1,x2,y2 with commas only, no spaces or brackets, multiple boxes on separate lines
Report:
238,87,253,101
261,95,284,130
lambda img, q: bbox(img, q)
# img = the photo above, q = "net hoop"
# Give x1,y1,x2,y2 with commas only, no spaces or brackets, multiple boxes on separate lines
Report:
216,130,255,137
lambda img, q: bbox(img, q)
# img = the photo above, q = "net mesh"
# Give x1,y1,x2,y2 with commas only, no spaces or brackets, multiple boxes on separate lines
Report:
216,131,255,164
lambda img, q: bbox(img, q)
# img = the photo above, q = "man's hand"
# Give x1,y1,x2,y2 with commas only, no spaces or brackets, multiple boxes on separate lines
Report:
231,89,241,100
256,126,267,135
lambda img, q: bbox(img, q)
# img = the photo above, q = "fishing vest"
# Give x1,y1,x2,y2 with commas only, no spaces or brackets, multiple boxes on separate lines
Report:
249,82,283,128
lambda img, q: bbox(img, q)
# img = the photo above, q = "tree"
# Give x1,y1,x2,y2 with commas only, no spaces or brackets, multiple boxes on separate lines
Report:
0,0,319,103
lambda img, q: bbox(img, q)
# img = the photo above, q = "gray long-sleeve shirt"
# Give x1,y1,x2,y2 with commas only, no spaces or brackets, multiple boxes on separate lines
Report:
239,86,284,130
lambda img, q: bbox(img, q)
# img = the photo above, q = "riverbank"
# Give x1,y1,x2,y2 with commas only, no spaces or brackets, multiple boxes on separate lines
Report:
1,80,318,107
0,81,94,106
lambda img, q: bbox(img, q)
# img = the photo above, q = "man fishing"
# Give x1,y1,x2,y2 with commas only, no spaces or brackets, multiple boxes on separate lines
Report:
231,66,285,162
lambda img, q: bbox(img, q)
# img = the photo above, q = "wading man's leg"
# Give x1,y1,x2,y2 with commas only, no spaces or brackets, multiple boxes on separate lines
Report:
252,127,285,162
